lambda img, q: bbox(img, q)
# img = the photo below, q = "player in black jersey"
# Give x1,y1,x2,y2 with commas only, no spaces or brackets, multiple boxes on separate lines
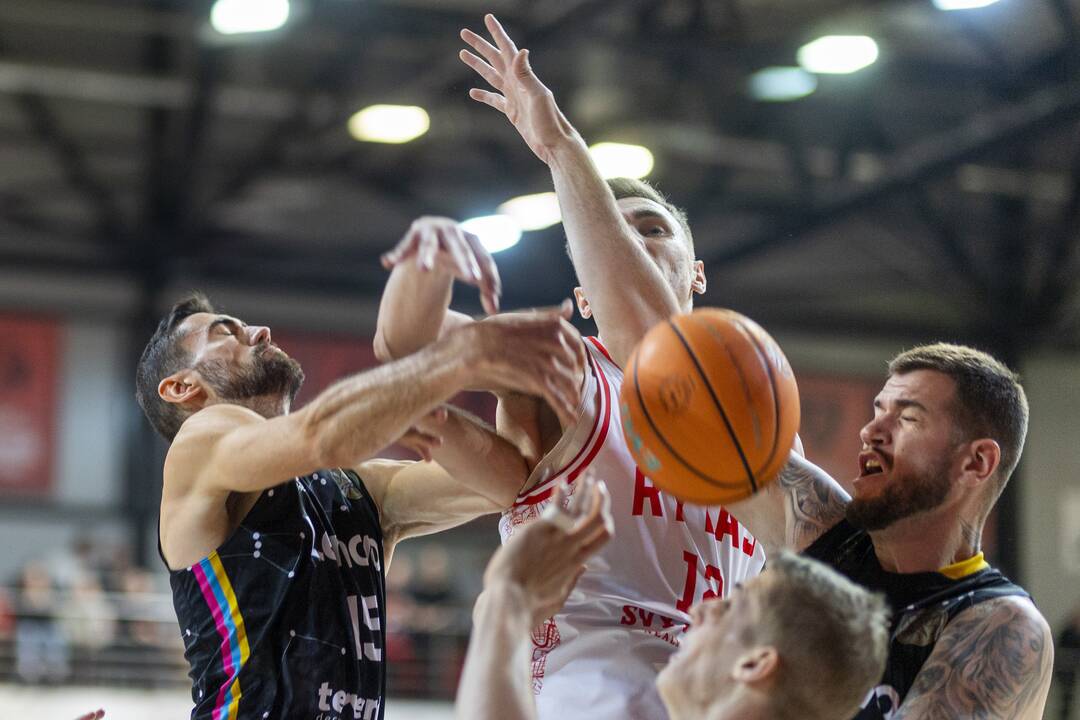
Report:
134,275,586,720
729,342,1053,719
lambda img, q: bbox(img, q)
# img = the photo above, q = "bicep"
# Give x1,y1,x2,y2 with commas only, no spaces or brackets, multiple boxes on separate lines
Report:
776,453,849,552
174,406,320,496
895,599,1054,720
359,459,503,544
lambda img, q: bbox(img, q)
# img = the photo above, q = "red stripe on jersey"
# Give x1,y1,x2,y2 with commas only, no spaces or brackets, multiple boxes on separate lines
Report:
586,336,617,367
515,346,614,506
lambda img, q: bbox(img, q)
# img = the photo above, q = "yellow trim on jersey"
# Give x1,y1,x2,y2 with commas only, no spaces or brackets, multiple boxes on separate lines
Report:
938,552,989,580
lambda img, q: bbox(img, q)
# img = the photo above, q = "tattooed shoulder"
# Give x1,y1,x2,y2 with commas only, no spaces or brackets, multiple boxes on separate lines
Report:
895,597,1053,720
775,455,849,551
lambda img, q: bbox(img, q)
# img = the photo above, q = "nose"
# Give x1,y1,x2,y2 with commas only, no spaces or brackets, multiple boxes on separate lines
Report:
859,414,888,447
249,325,272,345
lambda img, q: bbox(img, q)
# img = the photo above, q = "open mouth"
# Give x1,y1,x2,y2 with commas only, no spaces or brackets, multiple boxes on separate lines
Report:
859,452,887,478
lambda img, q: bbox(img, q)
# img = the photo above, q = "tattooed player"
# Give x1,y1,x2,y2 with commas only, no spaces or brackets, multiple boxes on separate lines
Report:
731,344,1054,719
135,283,583,719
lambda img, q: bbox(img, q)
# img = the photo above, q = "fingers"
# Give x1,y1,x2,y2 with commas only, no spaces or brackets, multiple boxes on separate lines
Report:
462,231,502,314
468,88,508,114
416,225,439,271
381,228,422,269
399,427,444,462
484,14,520,56
460,28,505,69
459,49,505,92
442,224,481,284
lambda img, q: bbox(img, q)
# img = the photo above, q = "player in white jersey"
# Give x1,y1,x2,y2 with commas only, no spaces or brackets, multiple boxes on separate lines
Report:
373,15,767,720
498,337,764,719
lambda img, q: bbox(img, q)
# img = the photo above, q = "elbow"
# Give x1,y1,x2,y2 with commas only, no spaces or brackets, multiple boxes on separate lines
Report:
373,328,395,363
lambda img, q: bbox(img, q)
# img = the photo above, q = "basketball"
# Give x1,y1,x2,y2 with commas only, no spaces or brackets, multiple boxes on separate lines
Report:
619,308,800,505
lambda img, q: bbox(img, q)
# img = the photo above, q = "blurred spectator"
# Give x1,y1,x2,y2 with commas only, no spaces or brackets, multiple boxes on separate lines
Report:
62,572,116,651
1058,602,1080,720
410,545,460,633
14,561,69,683
115,568,166,648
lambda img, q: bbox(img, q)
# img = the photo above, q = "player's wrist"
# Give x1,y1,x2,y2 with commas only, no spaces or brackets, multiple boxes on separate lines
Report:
476,581,532,627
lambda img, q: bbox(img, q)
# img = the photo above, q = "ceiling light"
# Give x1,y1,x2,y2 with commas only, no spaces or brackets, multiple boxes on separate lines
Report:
347,105,430,144
210,0,290,35
497,192,562,231
797,36,879,75
933,0,1000,8
749,66,818,102
461,215,522,253
588,142,655,179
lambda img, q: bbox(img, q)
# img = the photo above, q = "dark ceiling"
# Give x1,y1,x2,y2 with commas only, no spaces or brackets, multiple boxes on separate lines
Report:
2,0,1080,355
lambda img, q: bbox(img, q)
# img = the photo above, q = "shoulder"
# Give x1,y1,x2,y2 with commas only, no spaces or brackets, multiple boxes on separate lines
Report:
164,405,264,491
898,595,1053,719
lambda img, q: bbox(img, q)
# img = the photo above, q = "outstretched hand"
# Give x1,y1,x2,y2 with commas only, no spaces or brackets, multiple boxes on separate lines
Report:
74,712,105,720
381,216,502,315
460,14,581,164
481,474,613,627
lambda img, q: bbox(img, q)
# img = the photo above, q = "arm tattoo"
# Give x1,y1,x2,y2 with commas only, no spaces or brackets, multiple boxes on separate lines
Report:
775,458,849,551
895,599,1054,720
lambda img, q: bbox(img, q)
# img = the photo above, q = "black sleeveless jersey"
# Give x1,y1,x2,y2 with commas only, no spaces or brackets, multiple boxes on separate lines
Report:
165,469,386,720
804,519,1029,720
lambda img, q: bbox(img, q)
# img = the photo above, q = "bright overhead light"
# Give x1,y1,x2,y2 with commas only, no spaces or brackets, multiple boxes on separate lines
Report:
210,0,290,35
589,142,655,179
461,215,522,253
348,105,430,144
497,192,562,231
749,66,818,102
797,36,879,75
933,0,1000,8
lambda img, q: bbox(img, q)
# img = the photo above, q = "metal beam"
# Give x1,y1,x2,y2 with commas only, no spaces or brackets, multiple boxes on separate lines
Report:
701,77,1080,269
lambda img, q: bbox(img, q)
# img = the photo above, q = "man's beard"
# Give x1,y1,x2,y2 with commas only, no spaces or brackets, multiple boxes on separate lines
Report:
196,347,305,410
845,455,952,531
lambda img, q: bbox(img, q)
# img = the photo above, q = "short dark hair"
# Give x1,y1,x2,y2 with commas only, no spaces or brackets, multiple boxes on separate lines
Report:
889,343,1029,494
565,178,694,263
751,552,890,720
135,292,215,442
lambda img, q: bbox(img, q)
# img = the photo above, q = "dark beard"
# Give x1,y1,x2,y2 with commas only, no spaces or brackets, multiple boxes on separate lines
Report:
845,458,952,531
196,348,305,409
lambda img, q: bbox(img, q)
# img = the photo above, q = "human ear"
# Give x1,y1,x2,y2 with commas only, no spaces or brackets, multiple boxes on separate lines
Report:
573,287,592,319
158,371,205,407
731,646,779,685
957,438,1001,489
691,260,706,295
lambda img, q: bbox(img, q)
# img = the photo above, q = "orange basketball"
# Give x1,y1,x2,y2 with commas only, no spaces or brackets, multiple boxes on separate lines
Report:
619,308,800,505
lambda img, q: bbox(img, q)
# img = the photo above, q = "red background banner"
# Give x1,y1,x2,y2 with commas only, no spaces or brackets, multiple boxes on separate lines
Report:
0,314,60,496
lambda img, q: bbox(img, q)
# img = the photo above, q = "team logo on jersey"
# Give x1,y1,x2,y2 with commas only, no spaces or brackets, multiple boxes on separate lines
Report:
328,468,364,500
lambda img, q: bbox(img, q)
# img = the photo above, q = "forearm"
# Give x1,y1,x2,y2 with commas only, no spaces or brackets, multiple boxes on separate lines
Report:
456,584,536,720
430,407,529,507
303,338,473,468
374,264,456,361
548,140,681,347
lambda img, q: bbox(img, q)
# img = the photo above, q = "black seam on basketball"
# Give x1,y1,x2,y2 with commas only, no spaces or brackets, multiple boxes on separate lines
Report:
632,339,742,491
689,313,762,450
733,318,783,480
666,319,757,493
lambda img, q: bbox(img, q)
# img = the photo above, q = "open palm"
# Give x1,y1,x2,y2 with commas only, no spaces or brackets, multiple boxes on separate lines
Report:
459,14,581,165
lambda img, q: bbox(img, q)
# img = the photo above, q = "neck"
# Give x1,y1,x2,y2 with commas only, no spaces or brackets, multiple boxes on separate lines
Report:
669,690,765,720
210,394,290,419
869,507,982,574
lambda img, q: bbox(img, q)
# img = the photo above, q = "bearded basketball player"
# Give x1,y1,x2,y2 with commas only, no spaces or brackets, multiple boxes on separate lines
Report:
373,17,764,720
727,344,1054,719
135,284,584,719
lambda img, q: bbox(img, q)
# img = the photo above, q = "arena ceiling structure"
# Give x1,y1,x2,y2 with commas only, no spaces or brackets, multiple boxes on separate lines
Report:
1,0,1079,357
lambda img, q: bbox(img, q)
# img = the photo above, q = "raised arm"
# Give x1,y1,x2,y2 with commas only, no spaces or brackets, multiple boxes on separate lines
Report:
460,14,682,366
894,597,1053,720
455,477,613,720
374,216,500,361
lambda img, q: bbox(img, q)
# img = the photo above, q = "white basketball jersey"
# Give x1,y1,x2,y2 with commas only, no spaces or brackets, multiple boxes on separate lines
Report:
498,337,766,720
